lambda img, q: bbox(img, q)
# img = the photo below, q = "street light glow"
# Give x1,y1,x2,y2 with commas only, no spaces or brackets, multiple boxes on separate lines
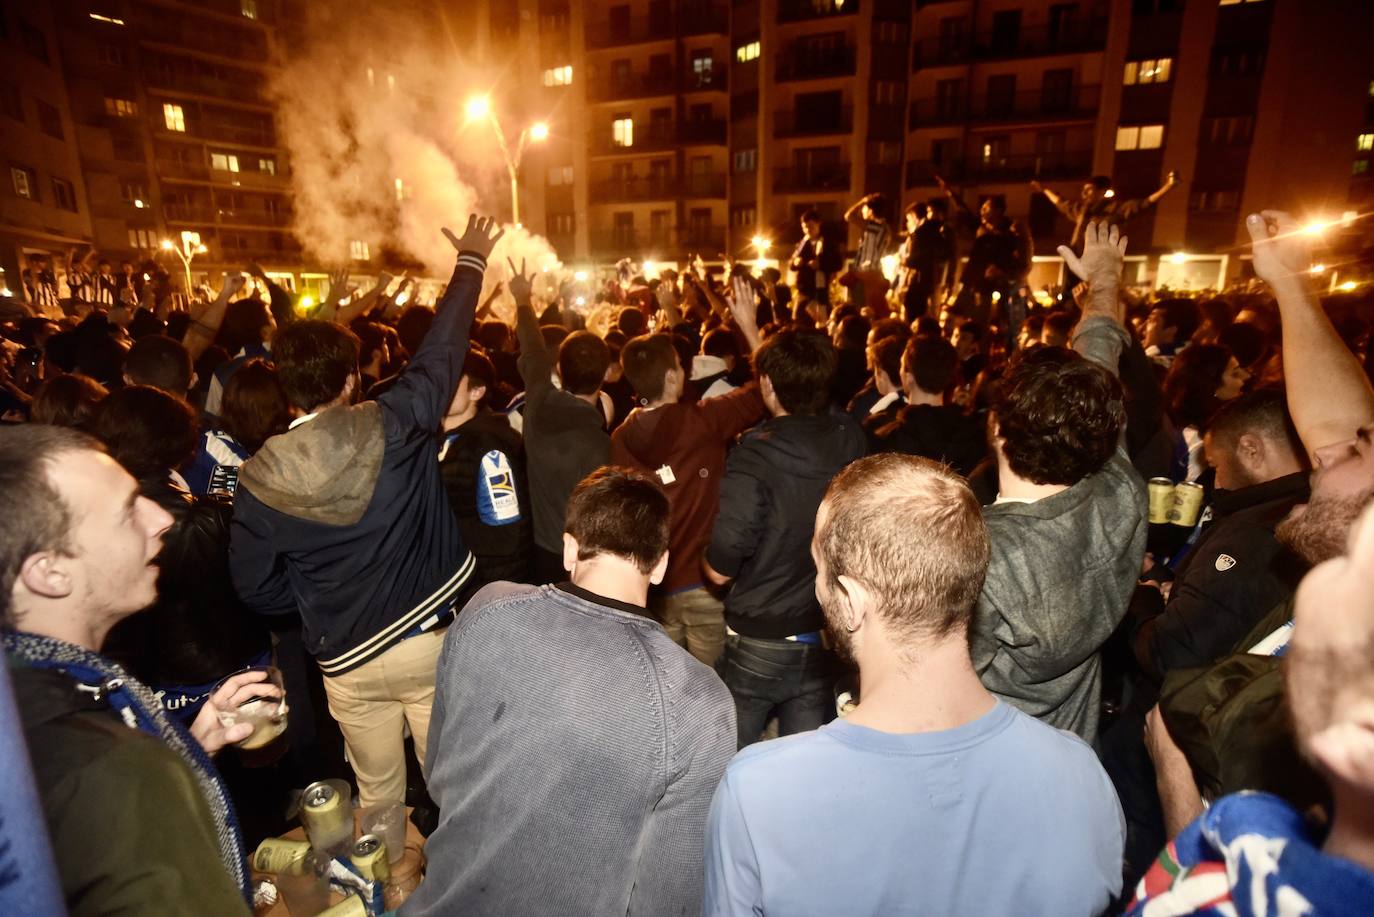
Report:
1311,263,1327,274
751,235,771,253
1303,220,1334,236
574,270,588,282
465,95,491,120
160,239,174,250
529,122,549,142
1168,252,1188,265
1339,281,1359,292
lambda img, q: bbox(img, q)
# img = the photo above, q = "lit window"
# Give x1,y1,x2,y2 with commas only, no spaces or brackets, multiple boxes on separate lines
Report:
395,177,406,201
1369,80,1374,97
129,229,155,249
350,240,370,261
613,117,634,147
547,165,574,186
735,41,760,63
1116,124,1164,150
733,149,757,173
89,12,126,25
241,0,257,19
211,152,240,172
11,166,34,199
163,103,185,131
104,97,137,117
1124,57,1172,85
1358,133,1374,152
259,157,276,175
542,65,573,87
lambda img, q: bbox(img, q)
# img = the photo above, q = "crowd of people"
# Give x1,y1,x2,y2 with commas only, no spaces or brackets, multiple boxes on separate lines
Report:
2,181,1374,916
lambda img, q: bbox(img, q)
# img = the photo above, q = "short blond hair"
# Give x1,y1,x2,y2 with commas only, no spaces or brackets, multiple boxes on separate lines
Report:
816,454,990,640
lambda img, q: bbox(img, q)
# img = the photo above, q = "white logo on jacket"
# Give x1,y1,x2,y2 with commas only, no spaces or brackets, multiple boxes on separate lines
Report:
1215,554,1237,572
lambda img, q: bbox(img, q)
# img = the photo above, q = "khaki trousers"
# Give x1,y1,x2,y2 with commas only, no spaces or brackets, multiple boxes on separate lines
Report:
652,587,726,668
321,629,445,808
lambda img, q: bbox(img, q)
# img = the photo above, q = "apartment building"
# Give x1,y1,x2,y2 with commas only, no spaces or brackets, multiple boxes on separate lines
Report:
51,0,306,291
0,1,93,295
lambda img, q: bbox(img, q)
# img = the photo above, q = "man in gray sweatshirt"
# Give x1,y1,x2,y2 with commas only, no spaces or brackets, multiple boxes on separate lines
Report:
972,221,1148,745
403,466,736,917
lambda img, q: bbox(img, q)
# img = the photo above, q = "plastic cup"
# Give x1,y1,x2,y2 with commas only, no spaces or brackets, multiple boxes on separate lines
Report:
360,801,407,864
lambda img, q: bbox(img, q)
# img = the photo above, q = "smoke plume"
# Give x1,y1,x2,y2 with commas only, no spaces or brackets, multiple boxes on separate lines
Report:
269,1,561,310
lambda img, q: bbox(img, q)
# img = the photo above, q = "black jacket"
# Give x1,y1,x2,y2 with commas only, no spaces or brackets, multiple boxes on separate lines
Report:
104,477,269,715
869,403,988,478
230,251,487,676
1129,471,1309,682
11,664,249,915
706,412,866,638
439,409,533,588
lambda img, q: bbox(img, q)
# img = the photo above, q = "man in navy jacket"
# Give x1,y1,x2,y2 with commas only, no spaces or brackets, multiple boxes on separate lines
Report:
230,215,503,807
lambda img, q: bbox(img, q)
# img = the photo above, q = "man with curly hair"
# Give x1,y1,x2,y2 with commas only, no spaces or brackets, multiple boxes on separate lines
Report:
973,222,1147,744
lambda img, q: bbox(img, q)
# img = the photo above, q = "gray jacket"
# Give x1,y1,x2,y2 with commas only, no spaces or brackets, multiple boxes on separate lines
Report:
404,582,736,917
972,315,1147,744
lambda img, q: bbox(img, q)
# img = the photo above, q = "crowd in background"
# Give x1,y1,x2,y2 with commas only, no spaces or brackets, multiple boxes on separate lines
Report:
3,182,1374,917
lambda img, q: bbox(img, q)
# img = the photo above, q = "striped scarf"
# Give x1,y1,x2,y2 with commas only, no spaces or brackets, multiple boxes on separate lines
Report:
3,631,250,901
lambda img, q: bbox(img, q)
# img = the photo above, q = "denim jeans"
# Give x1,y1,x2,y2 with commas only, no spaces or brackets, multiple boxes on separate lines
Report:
718,633,837,747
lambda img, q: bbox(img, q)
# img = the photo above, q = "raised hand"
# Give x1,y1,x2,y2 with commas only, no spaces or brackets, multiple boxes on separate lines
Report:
246,262,268,281
506,257,533,304
326,268,350,303
1246,211,1312,289
1058,220,1126,291
222,271,247,298
442,214,506,260
1029,180,1044,194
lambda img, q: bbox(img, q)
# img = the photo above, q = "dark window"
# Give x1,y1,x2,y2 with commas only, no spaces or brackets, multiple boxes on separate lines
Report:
35,99,62,138
51,177,77,212
19,20,49,64
937,17,967,57
1047,4,1078,49
1041,69,1074,112
931,138,960,167
797,90,842,132
935,79,965,119
987,74,1017,116
989,10,1022,56
609,5,630,40
0,84,22,122
613,211,635,246
98,44,127,67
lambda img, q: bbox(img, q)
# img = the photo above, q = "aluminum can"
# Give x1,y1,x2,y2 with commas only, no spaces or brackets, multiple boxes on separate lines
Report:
1147,477,1175,524
302,780,351,852
1169,481,1206,527
351,834,391,884
251,838,311,876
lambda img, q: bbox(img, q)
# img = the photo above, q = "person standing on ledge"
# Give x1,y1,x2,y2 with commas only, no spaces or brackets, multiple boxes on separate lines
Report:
1033,172,1178,283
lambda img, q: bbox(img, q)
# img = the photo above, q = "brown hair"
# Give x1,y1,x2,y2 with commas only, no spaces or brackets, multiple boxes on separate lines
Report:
620,334,679,404
30,373,108,428
753,328,836,416
90,385,199,479
271,319,360,411
816,453,990,640
221,358,291,455
558,331,611,396
564,466,669,574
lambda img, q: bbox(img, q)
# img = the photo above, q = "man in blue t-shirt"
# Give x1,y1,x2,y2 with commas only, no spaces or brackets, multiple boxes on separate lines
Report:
704,453,1125,916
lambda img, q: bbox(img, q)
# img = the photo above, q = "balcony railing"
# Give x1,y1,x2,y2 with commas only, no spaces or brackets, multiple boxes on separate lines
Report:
683,174,727,197
587,68,727,102
777,46,856,82
218,209,293,228
912,18,1109,69
591,177,682,202
586,5,728,49
904,150,1094,186
773,163,852,193
774,107,854,138
909,85,1101,128
143,70,268,106
589,227,723,255
199,121,277,147
592,119,727,154
164,204,218,222
778,0,859,25
157,161,212,182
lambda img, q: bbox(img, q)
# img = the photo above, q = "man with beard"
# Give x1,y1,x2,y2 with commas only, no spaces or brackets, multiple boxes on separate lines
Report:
1144,210,1374,839
1128,501,1374,914
703,454,1124,917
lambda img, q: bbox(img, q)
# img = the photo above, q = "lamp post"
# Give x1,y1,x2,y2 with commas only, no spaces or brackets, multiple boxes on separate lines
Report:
465,95,548,227
160,231,207,295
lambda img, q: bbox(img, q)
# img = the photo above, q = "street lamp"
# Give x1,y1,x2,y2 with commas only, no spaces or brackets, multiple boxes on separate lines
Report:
464,94,549,226
161,231,208,294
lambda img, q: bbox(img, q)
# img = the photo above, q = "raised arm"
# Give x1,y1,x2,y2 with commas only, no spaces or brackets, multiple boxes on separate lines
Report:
1061,221,1130,378
511,257,555,404
376,215,502,432
183,272,246,362
1247,211,1374,457
248,262,296,328
843,193,873,225
333,271,394,325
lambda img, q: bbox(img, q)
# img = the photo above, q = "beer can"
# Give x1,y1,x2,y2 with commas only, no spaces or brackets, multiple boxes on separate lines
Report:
252,837,311,876
351,834,391,884
1169,481,1206,527
1147,477,1175,525
302,780,351,853
316,894,368,917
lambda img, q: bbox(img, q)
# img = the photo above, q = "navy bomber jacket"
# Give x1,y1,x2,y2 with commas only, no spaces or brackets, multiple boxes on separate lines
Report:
229,250,487,676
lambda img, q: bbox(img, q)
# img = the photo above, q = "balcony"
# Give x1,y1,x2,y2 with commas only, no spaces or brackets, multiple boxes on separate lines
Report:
143,70,269,107
778,0,859,25
164,204,218,223
773,163,852,193
904,150,1093,186
586,5,728,49
912,18,1109,69
587,67,727,102
156,160,212,182
591,177,682,202
683,173,727,197
592,118,727,155
909,85,1101,128
774,107,854,138
199,121,277,147
777,46,856,82
218,209,293,228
